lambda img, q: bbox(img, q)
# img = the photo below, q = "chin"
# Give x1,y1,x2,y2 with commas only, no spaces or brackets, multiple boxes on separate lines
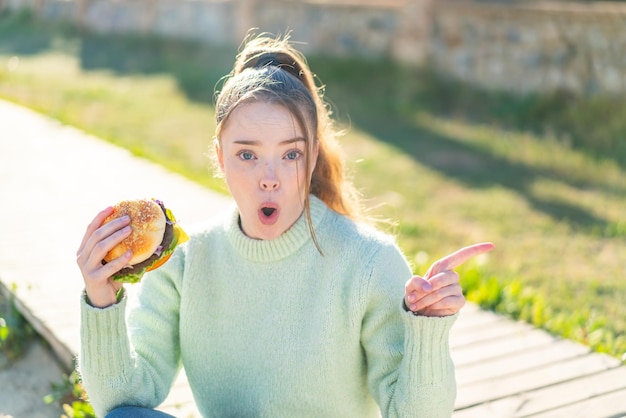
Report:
257,228,285,241
243,224,282,241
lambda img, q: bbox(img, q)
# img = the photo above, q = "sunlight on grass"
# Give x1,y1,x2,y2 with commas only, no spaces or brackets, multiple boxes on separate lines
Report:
414,111,623,189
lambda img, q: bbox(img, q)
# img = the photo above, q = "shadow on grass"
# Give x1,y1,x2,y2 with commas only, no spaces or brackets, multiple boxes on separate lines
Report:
0,10,56,54
0,9,235,104
338,110,611,232
77,34,236,104
0,10,622,233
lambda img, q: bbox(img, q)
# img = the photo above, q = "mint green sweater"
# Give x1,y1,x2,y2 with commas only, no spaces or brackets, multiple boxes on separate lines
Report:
80,196,457,417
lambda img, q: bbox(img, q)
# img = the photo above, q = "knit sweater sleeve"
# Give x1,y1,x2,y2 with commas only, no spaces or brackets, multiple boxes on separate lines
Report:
79,247,185,417
361,241,457,417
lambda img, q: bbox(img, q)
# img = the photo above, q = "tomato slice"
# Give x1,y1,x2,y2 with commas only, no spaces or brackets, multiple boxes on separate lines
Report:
146,253,173,272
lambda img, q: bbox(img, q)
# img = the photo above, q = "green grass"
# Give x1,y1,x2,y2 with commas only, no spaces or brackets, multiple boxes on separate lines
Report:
0,284,34,367
1,10,625,360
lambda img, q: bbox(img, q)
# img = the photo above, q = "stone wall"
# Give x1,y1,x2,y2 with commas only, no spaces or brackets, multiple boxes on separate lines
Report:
1,0,405,58
429,1,626,95
2,0,626,95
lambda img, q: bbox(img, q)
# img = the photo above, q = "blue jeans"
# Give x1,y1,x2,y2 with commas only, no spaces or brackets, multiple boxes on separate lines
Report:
105,406,177,418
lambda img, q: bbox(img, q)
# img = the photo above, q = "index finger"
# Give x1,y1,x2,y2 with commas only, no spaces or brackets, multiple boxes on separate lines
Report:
425,242,495,279
76,206,114,256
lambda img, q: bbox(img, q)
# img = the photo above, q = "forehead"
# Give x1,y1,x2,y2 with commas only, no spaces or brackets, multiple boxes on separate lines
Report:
220,101,306,144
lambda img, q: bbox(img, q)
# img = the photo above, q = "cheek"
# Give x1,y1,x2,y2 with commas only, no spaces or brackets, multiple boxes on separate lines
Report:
285,161,307,186
223,160,253,186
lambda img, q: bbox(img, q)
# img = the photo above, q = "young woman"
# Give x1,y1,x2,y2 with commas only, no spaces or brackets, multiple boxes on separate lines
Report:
76,34,494,418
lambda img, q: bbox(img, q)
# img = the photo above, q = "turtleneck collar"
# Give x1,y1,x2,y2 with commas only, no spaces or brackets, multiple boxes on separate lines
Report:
225,195,328,263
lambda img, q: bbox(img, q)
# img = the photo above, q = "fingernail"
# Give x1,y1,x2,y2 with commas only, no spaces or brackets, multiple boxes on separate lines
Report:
422,282,433,292
410,304,417,311
125,250,133,257
408,294,416,303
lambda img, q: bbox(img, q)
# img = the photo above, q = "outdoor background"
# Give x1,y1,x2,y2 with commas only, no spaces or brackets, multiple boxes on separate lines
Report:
0,0,625,414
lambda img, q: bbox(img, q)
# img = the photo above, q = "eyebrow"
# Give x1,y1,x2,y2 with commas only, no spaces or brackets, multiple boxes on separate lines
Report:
233,137,306,146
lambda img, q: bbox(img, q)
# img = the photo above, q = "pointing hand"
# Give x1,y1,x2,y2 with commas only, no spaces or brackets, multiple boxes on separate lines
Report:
404,242,495,317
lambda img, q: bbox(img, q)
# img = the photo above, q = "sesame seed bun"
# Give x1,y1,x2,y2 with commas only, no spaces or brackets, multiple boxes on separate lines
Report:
102,198,167,265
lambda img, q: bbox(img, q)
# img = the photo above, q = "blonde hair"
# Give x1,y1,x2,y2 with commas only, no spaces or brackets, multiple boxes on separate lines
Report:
214,33,362,250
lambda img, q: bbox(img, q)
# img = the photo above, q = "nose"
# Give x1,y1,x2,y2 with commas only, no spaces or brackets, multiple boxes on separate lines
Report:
260,164,280,190
260,178,279,190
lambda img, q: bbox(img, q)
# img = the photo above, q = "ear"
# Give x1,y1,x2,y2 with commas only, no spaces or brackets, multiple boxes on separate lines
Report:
215,138,225,172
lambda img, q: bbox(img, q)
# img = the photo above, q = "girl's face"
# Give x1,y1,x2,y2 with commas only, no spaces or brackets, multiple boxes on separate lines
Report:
217,101,317,240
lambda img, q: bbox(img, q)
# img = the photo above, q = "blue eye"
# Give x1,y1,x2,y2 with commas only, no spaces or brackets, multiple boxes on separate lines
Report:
238,151,255,161
285,150,302,161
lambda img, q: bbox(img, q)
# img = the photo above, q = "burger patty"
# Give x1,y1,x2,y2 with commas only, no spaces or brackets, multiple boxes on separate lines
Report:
115,202,175,275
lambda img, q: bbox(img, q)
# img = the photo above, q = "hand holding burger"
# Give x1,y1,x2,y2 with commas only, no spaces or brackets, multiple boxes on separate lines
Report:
101,198,188,283
76,198,188,308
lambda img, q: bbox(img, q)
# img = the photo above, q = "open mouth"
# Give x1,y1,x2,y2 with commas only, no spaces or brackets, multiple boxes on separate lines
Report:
261,207,276,217
258,203,280,225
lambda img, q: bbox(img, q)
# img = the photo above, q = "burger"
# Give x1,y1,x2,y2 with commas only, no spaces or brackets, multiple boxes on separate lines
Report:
102,198,189,283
